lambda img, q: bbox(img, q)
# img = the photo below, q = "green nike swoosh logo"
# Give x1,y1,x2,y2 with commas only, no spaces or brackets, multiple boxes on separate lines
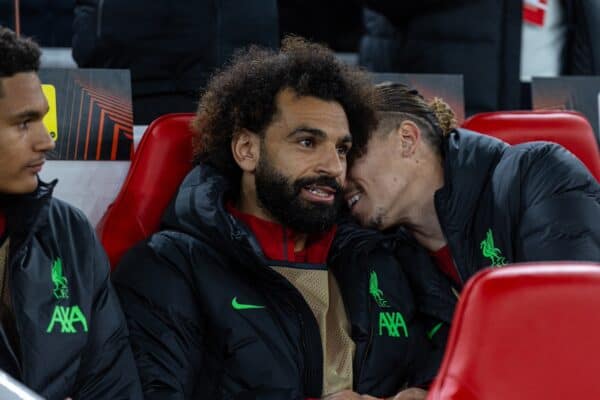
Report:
231,297,265,310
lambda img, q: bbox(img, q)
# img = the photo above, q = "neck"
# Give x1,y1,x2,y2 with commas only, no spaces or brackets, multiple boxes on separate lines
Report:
405,202,446,252
237,175,309,252
402,158,446,252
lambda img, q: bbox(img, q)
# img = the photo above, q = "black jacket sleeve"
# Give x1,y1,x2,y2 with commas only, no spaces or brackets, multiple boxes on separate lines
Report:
362,0,479,22
112,237,204,400
72,226,143,399
72,0,101,66
516,144,600,262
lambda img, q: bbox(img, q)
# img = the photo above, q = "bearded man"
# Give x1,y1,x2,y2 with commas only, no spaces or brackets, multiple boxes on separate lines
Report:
113,38,444,400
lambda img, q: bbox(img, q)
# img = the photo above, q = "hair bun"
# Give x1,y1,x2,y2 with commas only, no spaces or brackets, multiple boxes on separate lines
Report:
429,97,457,137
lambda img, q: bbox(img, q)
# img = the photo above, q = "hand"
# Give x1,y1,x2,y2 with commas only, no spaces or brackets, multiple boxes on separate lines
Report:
386,387,428,400
322,390,382,400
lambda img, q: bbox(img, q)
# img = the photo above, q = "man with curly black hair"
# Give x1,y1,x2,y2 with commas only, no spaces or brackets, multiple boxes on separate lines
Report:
114,37,442,399
0,27,142,399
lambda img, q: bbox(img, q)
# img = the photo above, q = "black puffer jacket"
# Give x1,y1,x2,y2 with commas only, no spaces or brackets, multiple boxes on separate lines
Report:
113,165,444,399
437,129,600,280
0,181,142,399
399,129,599,298
360,0,600,115
0,0,75,47
395,129,600,362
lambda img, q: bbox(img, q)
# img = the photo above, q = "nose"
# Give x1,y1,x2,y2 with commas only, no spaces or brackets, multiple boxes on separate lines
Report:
32,121,56,153
316,144,345,179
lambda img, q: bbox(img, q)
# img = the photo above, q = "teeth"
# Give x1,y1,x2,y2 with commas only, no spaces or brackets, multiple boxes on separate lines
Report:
308,187,329,197
348,194,361,208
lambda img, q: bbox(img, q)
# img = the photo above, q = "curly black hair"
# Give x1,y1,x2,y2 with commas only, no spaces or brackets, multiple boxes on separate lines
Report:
0,27,41,95
193,36,378,182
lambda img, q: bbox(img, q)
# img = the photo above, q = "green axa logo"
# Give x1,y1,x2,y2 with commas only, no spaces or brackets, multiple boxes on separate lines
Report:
47,258,88,334
480,229,506,267
51,258,69,300
47,305,88,333
379,312,408,338
369,271,389,308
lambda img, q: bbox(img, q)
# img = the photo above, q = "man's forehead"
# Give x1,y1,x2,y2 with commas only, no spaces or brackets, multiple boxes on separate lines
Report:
273,89,350,133
0,72,47,117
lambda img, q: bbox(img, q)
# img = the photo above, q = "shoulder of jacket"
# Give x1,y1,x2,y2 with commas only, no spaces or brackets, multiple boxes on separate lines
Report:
144,229,227,271
497,141,597,205
45,198,95,238
500,141,589,177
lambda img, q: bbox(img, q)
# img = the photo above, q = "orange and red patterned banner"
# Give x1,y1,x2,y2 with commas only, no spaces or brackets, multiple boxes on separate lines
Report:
39,69,133,161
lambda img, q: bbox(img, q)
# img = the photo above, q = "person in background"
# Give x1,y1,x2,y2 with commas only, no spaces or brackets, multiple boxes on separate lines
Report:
0,26,142,400
0,0,74,47
359,0,600,115
72,0,279,124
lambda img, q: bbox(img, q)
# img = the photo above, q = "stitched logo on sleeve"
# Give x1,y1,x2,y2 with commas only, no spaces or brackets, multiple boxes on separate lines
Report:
480,229,506,267
47,258,88,334
369,271,389,308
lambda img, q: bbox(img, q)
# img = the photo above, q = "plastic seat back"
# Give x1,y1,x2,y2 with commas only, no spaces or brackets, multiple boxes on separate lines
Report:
96,113,195,268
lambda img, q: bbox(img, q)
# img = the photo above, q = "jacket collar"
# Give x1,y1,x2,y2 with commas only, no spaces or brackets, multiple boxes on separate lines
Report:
0,179,56,259
162,165,336,266
433,129,508,234
226,202,335,265
2,180,56,236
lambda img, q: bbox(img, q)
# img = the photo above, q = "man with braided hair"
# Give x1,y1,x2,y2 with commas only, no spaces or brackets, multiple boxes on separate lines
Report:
345,82,600,358
0,27,141,399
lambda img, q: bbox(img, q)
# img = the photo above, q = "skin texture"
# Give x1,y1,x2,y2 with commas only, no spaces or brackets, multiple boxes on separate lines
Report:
0,72,53,194
232,88,352,250
345,119,446,251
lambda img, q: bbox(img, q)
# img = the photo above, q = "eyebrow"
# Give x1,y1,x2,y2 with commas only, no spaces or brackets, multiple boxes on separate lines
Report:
10,107,49,122
288,126,352,144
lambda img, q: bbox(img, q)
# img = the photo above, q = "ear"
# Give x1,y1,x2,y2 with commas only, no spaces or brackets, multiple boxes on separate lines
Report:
396,120,421,158
231,129,261,172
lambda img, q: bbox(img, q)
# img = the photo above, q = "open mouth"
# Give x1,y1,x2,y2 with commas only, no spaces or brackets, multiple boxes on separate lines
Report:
301,184,337,203
345,188,364,211
347,192,361,208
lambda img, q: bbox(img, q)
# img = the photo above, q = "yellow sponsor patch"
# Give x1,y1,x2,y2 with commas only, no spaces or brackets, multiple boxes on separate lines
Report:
41,84,58,142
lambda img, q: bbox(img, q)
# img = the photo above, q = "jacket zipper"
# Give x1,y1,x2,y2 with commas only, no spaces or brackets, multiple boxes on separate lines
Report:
296,311,319,395
293,292,322,397
252,263,323,396
230,229,323,396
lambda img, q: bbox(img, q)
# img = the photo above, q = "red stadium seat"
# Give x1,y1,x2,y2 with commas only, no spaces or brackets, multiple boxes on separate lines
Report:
462,111,600,181
97,113,195,268
427,262,600,400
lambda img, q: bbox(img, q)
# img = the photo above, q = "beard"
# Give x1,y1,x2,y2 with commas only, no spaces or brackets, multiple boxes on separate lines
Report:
255,153,343,234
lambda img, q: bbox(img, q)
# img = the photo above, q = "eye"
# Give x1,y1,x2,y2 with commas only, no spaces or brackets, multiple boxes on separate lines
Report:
337,144,350,156
299,138,314,148
18,120,30,130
